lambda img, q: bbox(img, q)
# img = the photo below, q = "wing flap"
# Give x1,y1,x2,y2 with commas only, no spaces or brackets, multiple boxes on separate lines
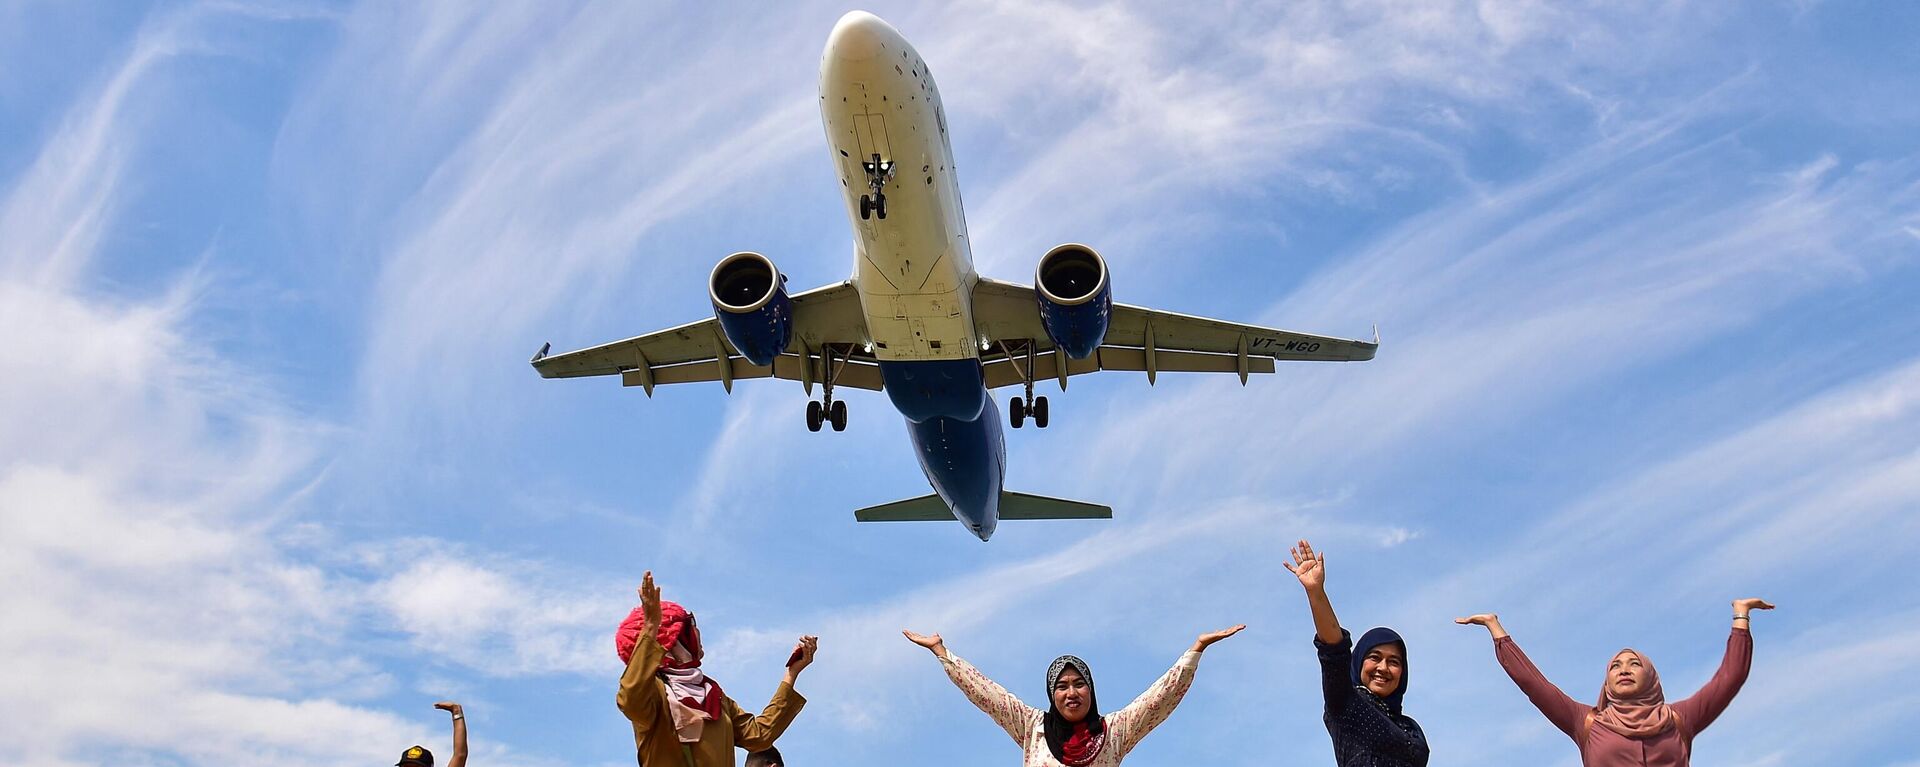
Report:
622,353,885,391
1096,347,1277,375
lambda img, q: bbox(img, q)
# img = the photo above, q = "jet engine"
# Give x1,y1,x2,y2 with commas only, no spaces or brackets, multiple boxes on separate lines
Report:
1034,243,1111,359
709,251,793,366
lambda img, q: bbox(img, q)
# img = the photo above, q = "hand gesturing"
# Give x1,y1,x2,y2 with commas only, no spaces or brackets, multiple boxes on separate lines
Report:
638,571,662,627
902,629,948,659
1284,539,1326,591
1192,624,1246,653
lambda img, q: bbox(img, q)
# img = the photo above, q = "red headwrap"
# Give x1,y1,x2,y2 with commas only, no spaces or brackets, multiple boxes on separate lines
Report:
616,601,705,667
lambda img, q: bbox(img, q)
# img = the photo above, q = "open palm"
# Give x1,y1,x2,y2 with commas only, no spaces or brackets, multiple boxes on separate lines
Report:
1285,539,1326,591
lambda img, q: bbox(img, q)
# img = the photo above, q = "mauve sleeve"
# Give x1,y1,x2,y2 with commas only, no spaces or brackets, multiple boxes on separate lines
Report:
1671,627,1752,735
1495,636,1590,739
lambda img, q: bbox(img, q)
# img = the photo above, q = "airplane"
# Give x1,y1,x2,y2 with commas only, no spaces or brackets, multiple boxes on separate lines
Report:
530,10,1378,541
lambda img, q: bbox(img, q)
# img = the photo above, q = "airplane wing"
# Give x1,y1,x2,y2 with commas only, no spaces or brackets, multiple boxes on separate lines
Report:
970,277,1377,387
530,281,881,394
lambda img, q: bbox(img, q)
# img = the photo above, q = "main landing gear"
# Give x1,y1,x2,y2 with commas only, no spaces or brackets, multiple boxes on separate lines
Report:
1000,340,1050,430
805,344,851,433
859,153,893,221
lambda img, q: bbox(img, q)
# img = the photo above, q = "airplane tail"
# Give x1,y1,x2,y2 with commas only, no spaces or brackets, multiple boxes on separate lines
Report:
854,491,1112,522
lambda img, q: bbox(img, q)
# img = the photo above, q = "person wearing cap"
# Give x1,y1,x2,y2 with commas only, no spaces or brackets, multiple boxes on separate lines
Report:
1285,540,1428,767
901,623,1242,766
395,701,468,767
618,571,815,767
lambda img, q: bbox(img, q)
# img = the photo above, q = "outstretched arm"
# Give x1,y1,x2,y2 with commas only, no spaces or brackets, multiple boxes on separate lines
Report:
617,572,666,734
731,635,815,752
1286,539,1342,645
434,702,467,767
1457,614,1587,739
1673,599,1770,733
1108,626,1243,756
905,630,1037,744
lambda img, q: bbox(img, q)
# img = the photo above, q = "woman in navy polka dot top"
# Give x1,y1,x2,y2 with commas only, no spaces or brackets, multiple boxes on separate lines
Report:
1286,540,1430,767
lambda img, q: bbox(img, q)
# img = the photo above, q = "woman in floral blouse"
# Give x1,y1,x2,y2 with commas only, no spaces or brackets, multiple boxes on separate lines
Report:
902,624,1243,767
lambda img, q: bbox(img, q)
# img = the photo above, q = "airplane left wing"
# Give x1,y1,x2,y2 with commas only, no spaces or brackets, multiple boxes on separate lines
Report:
970,277,1376,387
530,281,880,394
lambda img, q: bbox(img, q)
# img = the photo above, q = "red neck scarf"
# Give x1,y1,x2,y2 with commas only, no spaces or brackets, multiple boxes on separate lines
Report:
1059,721,1106,766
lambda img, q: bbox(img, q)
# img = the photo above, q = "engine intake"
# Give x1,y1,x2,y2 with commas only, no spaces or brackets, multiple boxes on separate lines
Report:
709,251,793,366
1034,243,1111,359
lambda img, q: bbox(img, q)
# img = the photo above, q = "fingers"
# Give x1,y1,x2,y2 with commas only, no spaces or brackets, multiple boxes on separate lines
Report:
1454,617,1471,625
1756,600,1776,610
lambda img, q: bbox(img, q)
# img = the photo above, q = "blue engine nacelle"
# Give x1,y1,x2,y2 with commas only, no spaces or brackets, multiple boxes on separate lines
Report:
709,251,793,366
1034,243,1111,359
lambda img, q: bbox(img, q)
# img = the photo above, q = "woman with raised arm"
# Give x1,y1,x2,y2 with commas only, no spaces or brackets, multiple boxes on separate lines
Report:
902,623,1244,767
1284,540,1428,767
617,571,818,767
1455,598,1774,766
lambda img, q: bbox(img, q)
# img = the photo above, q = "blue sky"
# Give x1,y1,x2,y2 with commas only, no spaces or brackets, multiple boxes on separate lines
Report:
2,1,1917,765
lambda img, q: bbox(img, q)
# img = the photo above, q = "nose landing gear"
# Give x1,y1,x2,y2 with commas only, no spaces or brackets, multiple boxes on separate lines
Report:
859,153,893,221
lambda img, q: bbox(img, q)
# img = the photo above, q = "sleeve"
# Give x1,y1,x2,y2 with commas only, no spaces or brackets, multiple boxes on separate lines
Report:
940,653,1041,744
1314,629,1357,715
1671,627,1752,735
616,633,665,739
729,682,809,751
1494,636,1590,739
1104,650,1201,757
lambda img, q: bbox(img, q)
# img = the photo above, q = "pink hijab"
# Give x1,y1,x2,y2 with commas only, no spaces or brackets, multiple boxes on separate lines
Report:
1591,649,1677,739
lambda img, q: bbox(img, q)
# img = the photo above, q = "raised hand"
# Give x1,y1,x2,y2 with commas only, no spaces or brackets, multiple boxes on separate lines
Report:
1732,598,1775,619
902,629,948,659
1284,539,1326,592
433,701,463,716
1454,613,1507,639
638,571,662,627
788,635,819,673
781,635,819,685
1191,624,1247,653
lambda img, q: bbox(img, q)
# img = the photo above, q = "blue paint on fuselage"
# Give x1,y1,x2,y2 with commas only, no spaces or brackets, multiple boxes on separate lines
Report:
882,360,1004,540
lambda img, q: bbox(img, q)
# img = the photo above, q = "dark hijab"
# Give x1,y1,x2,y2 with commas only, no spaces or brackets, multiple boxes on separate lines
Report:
1042,654,1105,763
1352,627,1409,714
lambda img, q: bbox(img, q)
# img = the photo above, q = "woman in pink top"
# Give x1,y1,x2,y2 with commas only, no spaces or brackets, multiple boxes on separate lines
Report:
1456,598,1774,767
902,625,1243,767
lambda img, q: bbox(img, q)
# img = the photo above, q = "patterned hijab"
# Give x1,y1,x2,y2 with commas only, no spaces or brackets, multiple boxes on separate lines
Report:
1591,649,1677,739
1043,654,1106,766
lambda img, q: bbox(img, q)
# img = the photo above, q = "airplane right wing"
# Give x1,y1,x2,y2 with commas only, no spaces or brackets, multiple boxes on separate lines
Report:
530,281,881,394
970,277,1377,387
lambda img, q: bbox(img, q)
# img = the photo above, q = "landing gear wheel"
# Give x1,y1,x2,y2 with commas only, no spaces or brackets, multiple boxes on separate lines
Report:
1033,396,1049,429
859,195,872,220
806,400,823,432
874,194,888,220
1009,396,1026,428
829,399,848,432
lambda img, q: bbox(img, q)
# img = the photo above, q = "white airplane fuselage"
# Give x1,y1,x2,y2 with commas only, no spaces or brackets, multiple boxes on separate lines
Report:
819,12,1007,539
820,12,978,363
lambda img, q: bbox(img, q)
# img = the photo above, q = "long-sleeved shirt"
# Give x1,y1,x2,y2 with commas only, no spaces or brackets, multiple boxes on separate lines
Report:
1495,628,1752,767
1315,631,1429,767
939,651,1200,767
618,633,805,767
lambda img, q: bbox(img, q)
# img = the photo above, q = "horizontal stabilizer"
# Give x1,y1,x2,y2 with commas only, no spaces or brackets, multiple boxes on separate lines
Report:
854,491,1112,522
